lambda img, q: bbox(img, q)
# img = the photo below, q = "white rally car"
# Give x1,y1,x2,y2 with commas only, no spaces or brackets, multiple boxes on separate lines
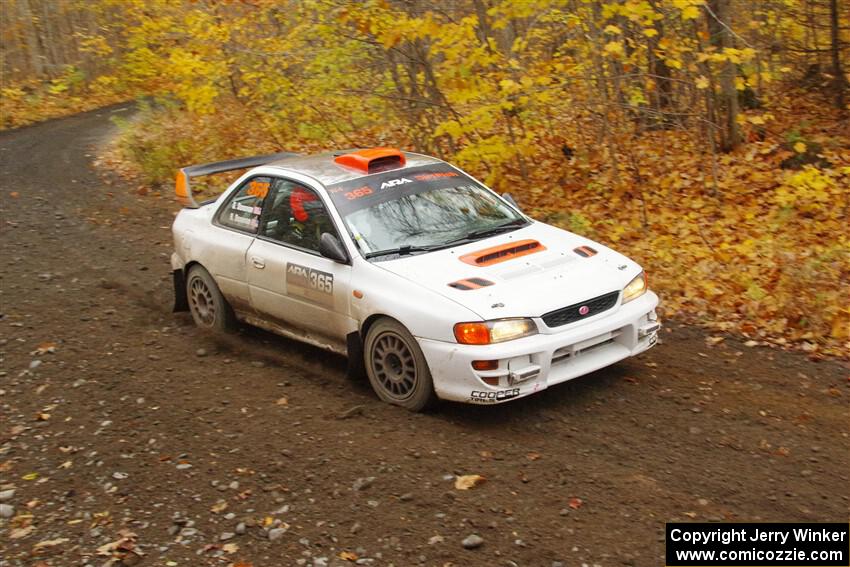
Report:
171,148,659,410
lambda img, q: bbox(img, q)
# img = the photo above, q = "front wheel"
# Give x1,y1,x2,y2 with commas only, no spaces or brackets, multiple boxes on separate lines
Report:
364,318,436,411
186,265,235,333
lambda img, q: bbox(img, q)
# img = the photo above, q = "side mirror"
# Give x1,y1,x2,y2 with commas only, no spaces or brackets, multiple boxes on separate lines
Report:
319,232,349,263
502,192,522,211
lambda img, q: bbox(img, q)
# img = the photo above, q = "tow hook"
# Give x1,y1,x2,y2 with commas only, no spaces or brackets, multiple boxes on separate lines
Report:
509,365,541,385
639,322,661,339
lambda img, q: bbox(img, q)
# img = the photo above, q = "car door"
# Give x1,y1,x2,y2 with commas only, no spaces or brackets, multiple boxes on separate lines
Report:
206,175,272,312
246,178,354,349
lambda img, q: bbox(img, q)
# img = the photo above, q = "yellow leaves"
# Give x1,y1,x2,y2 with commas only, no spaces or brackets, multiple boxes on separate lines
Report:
674,0,705,20
695,76,710,89
454,474,486,490
499,78,520,93
603,25,622,35
434,119,464,141
603,41,625,57
830,308,850,339
793,142,807,154
774,166,838,218
681,5,701,20
643,28,658,38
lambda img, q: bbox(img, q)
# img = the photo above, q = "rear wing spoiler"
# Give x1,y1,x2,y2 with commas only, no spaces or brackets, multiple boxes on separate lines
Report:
175,152,298,208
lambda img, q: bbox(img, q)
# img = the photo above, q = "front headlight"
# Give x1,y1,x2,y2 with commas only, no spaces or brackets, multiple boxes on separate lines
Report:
622,271,647,303
454,318,537,345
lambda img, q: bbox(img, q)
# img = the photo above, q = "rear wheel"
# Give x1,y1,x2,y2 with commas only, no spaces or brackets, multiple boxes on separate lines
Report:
186,265,235,332
364,318,436,411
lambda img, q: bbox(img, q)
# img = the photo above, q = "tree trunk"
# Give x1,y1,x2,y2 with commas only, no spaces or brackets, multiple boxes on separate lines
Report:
706,0,741,151
829,0,847,111
647,0,674,127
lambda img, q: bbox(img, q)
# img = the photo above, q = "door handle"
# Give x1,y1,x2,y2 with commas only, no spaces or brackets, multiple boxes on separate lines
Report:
251,256,265,269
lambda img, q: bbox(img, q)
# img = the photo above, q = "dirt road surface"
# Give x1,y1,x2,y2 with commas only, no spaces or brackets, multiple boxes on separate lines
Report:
1,108,848,567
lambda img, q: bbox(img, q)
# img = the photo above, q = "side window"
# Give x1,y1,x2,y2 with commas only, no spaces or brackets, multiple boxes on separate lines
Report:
217,176,271,234
260,180,338,253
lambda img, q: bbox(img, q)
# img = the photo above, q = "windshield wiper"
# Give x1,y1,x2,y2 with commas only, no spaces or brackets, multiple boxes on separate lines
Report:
463,218,528,241
364,244,444,259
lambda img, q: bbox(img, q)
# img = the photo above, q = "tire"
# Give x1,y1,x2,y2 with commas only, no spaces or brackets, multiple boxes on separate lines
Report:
186,265,235,333
364,317,436,411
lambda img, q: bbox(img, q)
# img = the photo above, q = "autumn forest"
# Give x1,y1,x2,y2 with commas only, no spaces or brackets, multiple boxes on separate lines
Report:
1,0,848,355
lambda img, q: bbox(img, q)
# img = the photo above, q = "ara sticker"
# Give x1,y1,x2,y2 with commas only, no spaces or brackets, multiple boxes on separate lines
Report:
380,178,412,190
286,263,334,306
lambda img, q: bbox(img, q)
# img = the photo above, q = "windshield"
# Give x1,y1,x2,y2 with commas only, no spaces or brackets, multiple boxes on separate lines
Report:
326,165,526,257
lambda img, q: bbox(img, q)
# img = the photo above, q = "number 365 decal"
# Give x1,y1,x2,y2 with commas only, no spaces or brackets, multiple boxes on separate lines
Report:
286,263,334,306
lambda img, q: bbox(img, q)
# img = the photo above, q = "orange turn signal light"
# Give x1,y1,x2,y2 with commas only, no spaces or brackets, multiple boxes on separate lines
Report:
454,322,490,345
472,360,499,371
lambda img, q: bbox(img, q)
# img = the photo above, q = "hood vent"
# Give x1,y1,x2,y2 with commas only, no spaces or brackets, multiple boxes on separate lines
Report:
574,245,597,257
460,239,546,267
448,277,494,290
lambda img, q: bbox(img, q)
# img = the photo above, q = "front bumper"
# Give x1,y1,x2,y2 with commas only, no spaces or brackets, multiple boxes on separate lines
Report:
418,291,660,404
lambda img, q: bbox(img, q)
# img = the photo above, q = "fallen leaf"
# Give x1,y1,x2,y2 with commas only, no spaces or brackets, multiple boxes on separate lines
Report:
22,472,38,481
525,452,541,461
454,474,486,490
275,397,289,406
96,531,137,555
210,500,228,514
706,336,725,345
339,551,358,561
744,340,759,347
31,342,57,355
33,537,70,550
58,460,72,469
36,413,50,421
10,191,19,198
568,497,583,509
222,543,239,554
10,525,35,539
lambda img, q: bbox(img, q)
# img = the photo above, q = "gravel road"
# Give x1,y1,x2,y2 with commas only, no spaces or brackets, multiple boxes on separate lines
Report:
1,107,847,567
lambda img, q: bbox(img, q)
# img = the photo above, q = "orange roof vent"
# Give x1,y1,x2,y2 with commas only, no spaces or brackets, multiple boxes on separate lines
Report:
334,148,406,173
460,239,546,267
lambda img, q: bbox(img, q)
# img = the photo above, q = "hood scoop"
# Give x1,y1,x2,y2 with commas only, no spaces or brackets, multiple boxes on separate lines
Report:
459,239,546,267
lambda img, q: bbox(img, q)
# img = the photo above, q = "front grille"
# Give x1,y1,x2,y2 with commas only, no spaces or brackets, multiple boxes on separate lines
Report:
541,291,620,328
